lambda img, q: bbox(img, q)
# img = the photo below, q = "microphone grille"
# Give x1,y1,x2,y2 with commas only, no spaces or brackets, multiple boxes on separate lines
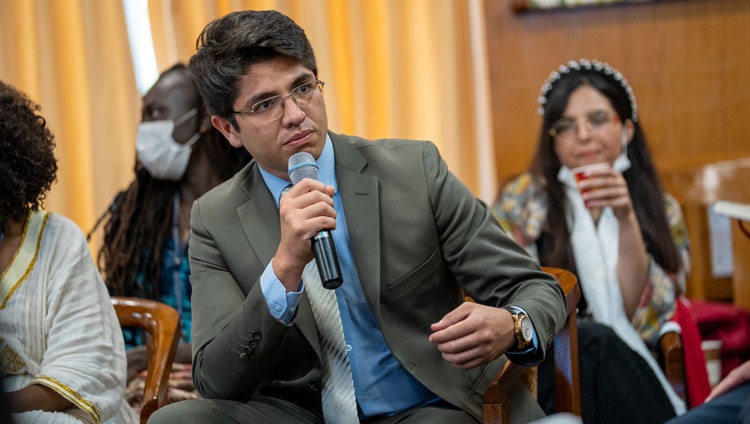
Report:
288,152,319,184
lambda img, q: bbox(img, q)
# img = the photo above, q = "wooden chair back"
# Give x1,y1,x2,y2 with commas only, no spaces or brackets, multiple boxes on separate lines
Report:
661,157,750,308
659,158,750,404
112,297,181,423
482,266,581,423
659,330,686,403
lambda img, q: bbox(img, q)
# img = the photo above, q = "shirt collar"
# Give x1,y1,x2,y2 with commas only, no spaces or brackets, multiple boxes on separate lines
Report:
259,133,335,208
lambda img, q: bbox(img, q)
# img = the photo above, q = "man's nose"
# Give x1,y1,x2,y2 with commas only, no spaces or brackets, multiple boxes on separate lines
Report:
280,95,305,124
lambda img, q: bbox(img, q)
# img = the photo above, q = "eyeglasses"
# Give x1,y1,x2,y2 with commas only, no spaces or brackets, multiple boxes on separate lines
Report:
231,80,325,124
549,110,619,141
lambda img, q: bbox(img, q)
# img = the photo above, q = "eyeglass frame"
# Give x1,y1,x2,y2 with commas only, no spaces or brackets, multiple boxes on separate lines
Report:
229,79,325,124
549,110,621,141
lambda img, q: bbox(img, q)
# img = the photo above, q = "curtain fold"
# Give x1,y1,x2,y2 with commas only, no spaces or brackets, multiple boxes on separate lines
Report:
0,0,495,245
0,0,139,244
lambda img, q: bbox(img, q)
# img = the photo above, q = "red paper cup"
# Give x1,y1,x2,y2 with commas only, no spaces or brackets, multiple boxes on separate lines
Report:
571,163,610,195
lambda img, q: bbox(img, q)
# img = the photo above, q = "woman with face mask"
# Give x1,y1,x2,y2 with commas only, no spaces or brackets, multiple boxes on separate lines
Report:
89,63,252,413
136,106,201,181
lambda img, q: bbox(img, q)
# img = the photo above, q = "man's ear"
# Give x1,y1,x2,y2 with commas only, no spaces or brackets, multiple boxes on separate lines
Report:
212,115,243,148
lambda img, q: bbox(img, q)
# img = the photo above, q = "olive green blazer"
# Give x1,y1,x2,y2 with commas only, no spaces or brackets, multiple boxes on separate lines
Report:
188,132,566,422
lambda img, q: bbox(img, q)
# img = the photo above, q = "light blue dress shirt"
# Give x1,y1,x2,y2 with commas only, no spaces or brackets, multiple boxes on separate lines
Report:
257,136,438,418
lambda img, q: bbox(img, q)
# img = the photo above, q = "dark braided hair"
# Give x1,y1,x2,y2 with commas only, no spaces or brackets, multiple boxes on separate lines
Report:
92,64,251,298
0,80,58,228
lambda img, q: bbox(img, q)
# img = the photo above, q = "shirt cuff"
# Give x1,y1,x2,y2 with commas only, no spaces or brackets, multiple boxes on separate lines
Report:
260,259,303,325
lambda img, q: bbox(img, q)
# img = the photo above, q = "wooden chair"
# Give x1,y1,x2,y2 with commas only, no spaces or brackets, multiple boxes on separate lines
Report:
659,329,686,403
112,297,181,423
483,266,581,424
661,157,750,308
659,157,750,405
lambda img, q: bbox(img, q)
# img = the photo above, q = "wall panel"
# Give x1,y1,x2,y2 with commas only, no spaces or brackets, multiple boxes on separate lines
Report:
484,0,750,305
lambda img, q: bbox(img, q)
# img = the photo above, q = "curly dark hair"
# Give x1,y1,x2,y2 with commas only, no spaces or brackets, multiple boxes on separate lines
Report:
91,64,251,299
0,80,58,226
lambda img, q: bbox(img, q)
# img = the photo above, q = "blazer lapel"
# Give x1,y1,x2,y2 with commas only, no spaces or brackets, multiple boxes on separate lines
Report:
237,167,280,267
235,166,320,352
332,134,383,321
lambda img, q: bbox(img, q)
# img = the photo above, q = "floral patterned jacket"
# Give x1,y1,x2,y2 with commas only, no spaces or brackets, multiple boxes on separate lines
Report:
492,172,691,348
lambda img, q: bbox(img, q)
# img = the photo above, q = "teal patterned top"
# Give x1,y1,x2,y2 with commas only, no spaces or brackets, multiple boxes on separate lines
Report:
123,193,192,348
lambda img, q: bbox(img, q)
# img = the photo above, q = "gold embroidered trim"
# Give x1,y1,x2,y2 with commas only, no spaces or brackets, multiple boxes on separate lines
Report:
32,375,101,424
0,213,30,281
0,211,49,310
0,338,25,374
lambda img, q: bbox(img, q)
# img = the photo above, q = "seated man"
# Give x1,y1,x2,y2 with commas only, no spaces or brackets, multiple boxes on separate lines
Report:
149,9,566,424
666,359,750,424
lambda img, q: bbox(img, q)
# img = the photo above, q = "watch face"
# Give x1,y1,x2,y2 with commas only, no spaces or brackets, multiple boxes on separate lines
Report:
521,317,533,341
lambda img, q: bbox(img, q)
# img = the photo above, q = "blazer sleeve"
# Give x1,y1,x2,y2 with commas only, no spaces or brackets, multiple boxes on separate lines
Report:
188,197,297,400
421,142,566,354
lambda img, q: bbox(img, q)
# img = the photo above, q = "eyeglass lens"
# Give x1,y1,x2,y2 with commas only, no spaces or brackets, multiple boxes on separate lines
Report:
551,110,615,139
250,80,322,123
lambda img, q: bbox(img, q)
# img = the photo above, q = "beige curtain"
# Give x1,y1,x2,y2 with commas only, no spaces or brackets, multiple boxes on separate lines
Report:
0,0,139,239
0,0,495,243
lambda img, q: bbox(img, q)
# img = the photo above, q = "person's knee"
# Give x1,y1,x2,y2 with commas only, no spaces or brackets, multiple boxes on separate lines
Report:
148,400,213,423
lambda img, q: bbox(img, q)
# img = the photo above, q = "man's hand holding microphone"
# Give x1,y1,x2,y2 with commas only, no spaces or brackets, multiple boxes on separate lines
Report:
272,152,343,293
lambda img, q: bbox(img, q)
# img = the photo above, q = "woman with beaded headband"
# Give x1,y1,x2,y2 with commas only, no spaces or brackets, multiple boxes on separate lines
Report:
0,80,137,422
493,59,692,422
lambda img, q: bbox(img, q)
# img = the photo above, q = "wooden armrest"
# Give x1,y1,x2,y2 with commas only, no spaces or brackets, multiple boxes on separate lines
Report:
483,359,531,423
547,267,581,417
483,267,581,423
112,297,181,423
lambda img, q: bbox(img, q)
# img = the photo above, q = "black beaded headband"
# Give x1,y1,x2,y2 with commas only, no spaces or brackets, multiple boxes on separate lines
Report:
537,59,638,123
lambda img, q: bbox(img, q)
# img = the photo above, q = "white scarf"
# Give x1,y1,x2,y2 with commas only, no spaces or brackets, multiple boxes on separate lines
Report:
558,153,686,415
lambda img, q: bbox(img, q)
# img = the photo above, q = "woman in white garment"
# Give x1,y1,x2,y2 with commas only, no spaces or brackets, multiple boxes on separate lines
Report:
493,59,690,423
0,80,137,423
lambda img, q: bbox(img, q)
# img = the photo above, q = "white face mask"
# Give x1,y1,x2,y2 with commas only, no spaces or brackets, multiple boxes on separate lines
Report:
136,108,201,181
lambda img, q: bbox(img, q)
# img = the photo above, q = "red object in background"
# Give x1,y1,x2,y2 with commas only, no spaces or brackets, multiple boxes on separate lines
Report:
671,298,711,408
690,300,750,379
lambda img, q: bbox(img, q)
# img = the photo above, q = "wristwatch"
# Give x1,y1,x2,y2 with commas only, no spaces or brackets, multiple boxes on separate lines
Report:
506,307,533,350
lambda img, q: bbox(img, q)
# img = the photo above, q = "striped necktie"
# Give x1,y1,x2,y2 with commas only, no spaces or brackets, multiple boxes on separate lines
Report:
303,261,359,423
281,184,358,422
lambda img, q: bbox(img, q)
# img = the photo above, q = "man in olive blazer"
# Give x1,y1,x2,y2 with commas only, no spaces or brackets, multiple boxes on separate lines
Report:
180,132,564,423
149,9,566,424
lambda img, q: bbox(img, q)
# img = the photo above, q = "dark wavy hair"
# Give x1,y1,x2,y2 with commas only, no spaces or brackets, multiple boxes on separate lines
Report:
91,64,251,299
0,81,58,225
531,68,682,275
188,10,317,130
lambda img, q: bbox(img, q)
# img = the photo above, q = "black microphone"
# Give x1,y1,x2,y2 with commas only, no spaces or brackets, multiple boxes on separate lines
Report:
287,152,343,289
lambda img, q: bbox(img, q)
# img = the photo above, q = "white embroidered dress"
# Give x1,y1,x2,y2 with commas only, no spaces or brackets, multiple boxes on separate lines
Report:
0,211,137,423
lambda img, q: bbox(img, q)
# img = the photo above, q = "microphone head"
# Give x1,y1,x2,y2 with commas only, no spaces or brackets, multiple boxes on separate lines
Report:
288,152,319,184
